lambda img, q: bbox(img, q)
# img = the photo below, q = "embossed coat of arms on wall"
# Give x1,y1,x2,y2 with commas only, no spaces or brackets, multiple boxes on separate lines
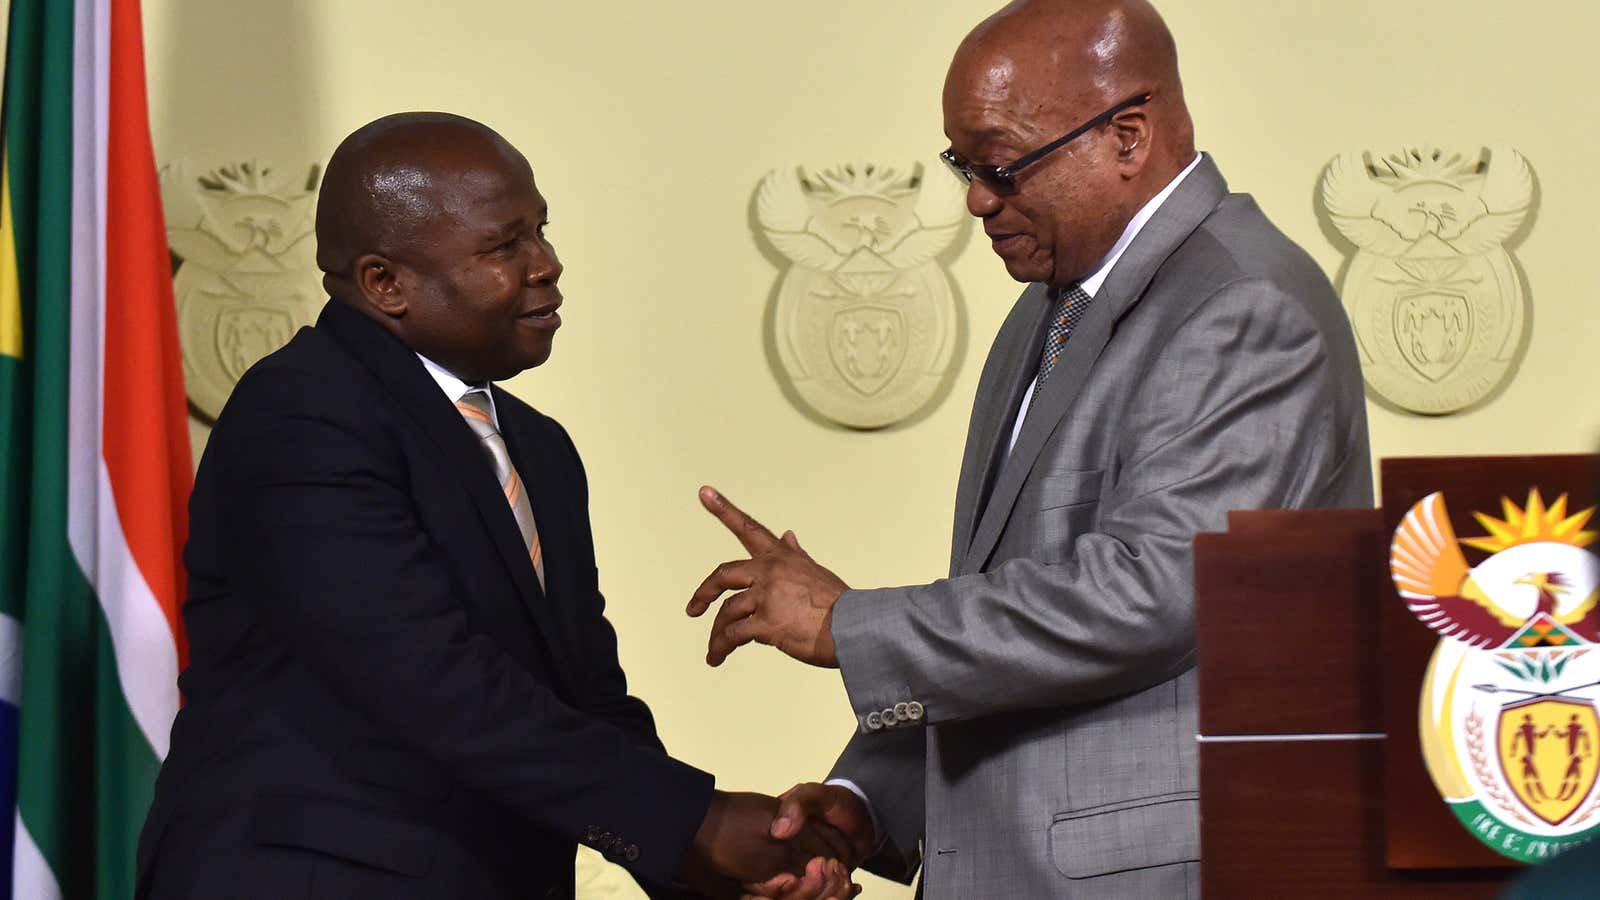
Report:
161,160,323,423
755,162,966,429
1320,146,1536,415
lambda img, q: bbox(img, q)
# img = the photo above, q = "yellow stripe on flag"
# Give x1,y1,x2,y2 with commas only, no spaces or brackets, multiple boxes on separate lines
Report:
0,0,16,358
0,156,20,359
0,0,10,91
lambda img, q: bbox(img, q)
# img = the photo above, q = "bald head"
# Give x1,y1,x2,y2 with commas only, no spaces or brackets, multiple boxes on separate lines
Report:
942,0,1196,287
315,112,527,284
313,112,564,382
950,0,1192,170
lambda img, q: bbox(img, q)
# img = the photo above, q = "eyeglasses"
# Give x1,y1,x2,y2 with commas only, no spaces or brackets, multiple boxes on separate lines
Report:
940,92,1153,195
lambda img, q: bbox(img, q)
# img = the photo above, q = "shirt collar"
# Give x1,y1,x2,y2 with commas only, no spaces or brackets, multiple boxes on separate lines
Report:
416,353,499,427
1076,152,1204,298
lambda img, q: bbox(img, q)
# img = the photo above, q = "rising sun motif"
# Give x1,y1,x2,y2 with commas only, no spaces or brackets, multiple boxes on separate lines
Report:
1463,489,1598,555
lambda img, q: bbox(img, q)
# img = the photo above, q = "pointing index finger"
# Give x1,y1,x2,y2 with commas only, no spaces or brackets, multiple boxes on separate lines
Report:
700,485,779,555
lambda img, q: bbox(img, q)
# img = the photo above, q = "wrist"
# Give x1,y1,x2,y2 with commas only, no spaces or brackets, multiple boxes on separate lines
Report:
690,789,726,857
818,605,841,668
821,779,884,860
833,786,877,860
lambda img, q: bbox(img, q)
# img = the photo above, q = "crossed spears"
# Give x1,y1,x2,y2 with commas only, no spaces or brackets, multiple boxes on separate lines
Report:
1473,680,1600,702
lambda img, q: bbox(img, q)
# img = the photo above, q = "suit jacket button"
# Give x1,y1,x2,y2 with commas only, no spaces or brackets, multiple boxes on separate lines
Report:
906,701,925,720
584,825,602,842
865,711,883,731
623,844,640,862
893,702,909,722
881,707,897,727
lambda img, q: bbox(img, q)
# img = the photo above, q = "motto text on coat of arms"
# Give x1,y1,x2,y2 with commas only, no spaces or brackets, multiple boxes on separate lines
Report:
1320,145,1536,415
161,160,324,423
755,162,966,429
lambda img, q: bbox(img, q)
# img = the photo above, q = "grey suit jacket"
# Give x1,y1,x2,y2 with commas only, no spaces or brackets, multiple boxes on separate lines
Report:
828,156,1372,899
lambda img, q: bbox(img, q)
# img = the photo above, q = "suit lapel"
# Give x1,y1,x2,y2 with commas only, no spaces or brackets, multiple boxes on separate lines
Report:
950,283,1053,568
495,389,588,659
316,301,577,688
960,155,1230,573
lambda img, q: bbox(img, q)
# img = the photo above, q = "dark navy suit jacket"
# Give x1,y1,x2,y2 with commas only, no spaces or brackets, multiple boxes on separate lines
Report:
136,299,712,899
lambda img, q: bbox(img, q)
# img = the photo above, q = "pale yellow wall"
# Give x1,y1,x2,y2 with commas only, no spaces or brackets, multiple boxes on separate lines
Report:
143,2,1600,896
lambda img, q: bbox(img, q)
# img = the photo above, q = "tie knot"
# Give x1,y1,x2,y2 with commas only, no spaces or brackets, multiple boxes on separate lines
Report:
1034,282,1094,388
456,390,498,436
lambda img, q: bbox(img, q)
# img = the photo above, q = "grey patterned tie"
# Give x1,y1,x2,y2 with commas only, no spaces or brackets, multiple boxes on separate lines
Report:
456,389,546,590
1034,282,1093,388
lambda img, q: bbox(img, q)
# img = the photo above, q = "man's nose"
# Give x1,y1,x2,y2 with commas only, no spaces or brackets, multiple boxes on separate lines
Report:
965,179,1003,218
527,246,562,285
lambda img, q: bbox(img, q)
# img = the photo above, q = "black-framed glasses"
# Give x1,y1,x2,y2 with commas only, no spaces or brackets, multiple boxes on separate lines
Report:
940,91,1153,195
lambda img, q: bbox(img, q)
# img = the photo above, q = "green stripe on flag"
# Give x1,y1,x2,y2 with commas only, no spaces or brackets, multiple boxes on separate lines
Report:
0,0,52,629
0,0,60,621
3,0,165,897
92,626,163,892
18,562,163,900
1,0,62,289
5,0,77,886
0,297,26,629
21,564,161,900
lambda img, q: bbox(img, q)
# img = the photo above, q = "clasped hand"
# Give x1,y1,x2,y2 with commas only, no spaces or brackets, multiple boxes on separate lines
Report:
683,490,873,896
680,785,876,899
687,487,849,668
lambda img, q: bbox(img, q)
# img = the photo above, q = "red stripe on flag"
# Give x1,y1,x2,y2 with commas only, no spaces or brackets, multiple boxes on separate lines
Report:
102,0,193,670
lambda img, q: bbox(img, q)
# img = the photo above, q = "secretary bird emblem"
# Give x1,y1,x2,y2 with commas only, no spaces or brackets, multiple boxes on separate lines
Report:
1394,489,1600,861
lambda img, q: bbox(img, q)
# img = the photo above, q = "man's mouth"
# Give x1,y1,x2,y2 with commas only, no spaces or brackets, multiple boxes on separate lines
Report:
988,232,1026,254
519,298,562,328
521,299,561,320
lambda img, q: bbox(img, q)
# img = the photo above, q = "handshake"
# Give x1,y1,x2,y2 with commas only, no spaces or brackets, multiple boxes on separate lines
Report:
672,488,882,897
675,783,875,900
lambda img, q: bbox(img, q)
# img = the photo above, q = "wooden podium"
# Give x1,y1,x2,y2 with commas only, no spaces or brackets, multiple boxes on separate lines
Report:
1196,455,1598,897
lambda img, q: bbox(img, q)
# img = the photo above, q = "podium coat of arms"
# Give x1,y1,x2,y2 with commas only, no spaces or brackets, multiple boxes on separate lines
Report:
1394,489,1600,860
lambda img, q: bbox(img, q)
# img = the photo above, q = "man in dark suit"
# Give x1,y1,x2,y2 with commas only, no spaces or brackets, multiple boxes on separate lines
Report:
135,113,854,900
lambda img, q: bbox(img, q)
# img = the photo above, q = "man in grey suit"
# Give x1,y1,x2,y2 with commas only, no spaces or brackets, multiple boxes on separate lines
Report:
689,0,1371,897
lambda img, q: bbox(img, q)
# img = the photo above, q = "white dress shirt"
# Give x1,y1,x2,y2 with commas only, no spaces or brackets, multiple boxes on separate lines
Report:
1006,152,1203,454
828,152,1204,851
417,353,500,428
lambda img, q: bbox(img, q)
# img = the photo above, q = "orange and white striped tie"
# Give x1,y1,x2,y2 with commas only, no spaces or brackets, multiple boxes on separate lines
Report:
456,389,545,589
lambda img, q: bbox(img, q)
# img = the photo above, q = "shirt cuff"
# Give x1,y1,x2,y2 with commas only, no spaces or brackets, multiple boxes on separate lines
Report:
823,777,888,855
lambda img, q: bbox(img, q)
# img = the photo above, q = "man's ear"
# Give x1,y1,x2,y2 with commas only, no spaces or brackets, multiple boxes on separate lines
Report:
1110,110,1151,176
353,253,406,318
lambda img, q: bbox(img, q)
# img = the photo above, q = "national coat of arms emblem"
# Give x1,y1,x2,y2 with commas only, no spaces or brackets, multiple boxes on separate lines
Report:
1320,146,1535,415
1393,489,1600,861
755,162,966,429
161,160,323,422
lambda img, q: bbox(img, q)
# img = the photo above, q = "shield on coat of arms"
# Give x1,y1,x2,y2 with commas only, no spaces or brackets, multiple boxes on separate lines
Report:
828,304,905,397
176,267,322,420
217,303,300,382
1497,695,1600,826
1395,290,1471,382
